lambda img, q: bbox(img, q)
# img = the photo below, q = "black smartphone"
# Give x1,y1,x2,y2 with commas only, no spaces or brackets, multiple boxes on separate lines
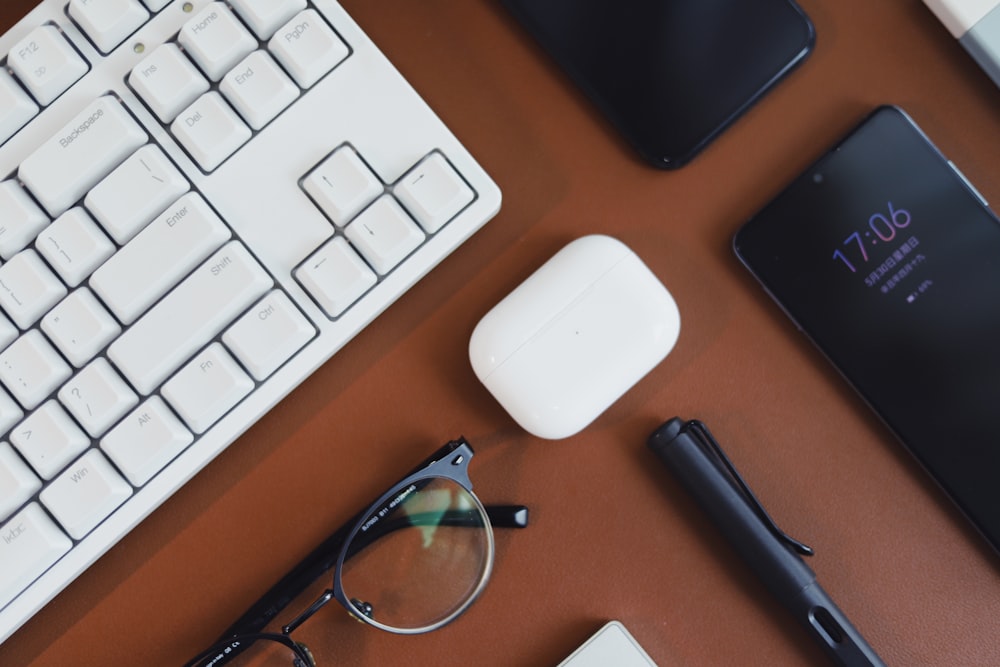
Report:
734,106,1000,552
500,0,814,168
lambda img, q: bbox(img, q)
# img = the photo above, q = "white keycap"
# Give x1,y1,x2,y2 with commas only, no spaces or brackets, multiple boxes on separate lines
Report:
35,208,115,288
269,9,349,88
162,343,253,434
0,442,41,522
19,95,147,217
90,192,231,324
0,70,38,145
0,249,68,329
295,236,376,318
0,387,24,436
128,43,210,123
101,396,192,487
42,288,122,368
344,195,425,275
7,24,88,106
220,50,300,130
0,331,73,410
0,314,16,353
0,503,72,609
108,241,272,394
10,400,89,480
139,0,170,10
394,152,475,233
40,449,132,540
223,290,315,380
0,180,49,261
69,0,150,53
171,92,251,172
59,358,138,438
302,146,383,226
85,144,189,244
178,2,257,82
230,0,306,39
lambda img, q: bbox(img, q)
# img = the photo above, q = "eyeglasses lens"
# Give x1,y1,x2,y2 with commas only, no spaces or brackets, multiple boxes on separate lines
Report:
340,476,494,632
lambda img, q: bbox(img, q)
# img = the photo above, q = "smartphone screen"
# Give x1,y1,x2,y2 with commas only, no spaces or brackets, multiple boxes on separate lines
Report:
500,0,814,168
734,106,1000,552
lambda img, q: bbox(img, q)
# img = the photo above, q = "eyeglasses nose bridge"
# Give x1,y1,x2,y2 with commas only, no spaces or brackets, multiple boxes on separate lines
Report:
281,589,336,635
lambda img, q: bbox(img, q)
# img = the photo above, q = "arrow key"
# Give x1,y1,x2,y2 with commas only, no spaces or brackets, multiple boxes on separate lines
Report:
295,236,376,318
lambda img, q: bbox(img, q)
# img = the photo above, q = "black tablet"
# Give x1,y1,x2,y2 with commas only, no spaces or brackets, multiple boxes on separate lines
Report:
500,0,814,168
734,106,1000,552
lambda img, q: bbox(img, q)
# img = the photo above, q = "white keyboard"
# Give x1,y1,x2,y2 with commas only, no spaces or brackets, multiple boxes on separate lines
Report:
0,0,501,643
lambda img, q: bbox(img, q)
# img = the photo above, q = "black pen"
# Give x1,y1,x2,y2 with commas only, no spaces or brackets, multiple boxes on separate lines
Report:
648,417,886,667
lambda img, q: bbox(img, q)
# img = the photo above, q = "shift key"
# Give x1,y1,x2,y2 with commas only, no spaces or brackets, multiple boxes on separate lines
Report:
0,503,72,609
108,241,273,395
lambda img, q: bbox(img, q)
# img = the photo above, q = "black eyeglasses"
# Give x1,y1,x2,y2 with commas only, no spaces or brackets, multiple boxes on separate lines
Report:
184,438,528,667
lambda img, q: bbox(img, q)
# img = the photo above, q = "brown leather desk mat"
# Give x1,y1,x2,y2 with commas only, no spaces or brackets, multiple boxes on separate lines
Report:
2,1,999,665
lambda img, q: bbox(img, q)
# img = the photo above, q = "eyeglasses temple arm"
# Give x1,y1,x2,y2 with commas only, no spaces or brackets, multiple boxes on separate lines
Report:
488,504,530,528
343,504,530,560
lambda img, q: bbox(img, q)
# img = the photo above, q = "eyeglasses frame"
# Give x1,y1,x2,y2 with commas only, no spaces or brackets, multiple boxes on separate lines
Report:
184,438,527,667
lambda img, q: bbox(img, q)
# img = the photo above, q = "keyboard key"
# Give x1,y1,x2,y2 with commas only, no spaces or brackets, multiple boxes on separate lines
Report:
295,236,377,317
128,43,210,123
0,331,73,410
302,145,383,226
178,2,257,82
35,208,115,288
7,24,88,106
108,241,273,394
85,144,189,244
0,442,41,522
0,387,24,436
59,358,138,438
40,449,132,540
19,95,147,217
0,70,38,145
0,503,72,609
138,0,171,10
101,396,192,487
0,180,49,261
394,152,476,233
230,0,306,40
10,400,89,480
69,0,150,53
220,50,300,130
344,195,425,275
90,192,232,325
0,249,68,329
41,288,121,368
223,290,315,381
269,9,349,88
0,314,16,356
162,343,254,434
171,92,251,172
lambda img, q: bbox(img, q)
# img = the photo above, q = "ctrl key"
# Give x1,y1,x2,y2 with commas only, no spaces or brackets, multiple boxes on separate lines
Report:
0,503,72,609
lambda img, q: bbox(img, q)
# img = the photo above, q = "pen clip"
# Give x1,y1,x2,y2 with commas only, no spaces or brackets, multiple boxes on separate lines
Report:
682,420,814,557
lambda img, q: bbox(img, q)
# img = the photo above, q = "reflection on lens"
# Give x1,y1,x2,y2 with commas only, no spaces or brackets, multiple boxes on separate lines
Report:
340,477,494,633
187,635,313,667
